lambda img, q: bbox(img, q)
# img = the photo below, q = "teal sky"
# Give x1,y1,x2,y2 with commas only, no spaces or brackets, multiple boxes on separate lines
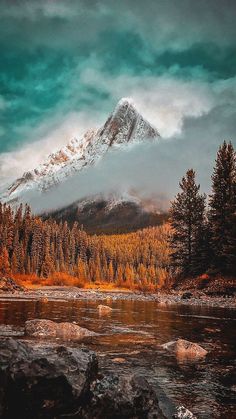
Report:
0,0,236,187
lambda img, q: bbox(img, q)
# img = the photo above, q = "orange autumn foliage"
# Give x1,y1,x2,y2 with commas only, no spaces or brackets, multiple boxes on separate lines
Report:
0,203,172,291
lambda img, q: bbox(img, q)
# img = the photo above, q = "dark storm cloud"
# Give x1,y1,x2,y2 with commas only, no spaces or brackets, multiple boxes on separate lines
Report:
1,0,236,49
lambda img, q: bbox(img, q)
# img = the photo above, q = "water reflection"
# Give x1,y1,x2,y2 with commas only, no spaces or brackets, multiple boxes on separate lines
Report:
0,298,235,418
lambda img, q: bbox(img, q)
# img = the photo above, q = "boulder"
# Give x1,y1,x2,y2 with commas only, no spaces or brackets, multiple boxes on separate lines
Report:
41,297,49,303
25,319,97,341
181,292,193,300
80,373,165,419
204,327,220,333
0,338,167,419
112,357,126,364
97,305,112,314
174,405,197,418
0,277,25,293
0,337,98,418
163,339,207,359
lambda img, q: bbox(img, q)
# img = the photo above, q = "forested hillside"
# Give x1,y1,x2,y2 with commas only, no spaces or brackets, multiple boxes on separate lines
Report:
0,203,171,289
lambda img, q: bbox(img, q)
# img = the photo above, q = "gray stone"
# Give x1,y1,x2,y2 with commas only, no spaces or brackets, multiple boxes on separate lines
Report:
25,319,97,341
0,337,98,418
79,373,165,419
163,339,207,359
174,405,197,418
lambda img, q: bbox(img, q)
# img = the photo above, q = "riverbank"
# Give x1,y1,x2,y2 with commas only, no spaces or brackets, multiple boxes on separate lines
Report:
0,285,235,309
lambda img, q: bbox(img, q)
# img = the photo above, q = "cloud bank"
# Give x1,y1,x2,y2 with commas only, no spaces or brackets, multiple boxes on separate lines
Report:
1,73,235,189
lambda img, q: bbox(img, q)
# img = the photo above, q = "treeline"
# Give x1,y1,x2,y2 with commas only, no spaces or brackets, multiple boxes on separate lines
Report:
0,203,171,289
170,141,236,277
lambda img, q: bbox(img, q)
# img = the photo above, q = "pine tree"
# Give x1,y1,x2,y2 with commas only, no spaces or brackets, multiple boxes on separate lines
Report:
170,169,206,276
40,229,54,277
116,264,124,285
192,222,211,275
227,225,236,274
137,263,147,283
31,220,43,275
75,259,87,284
209,141,236,274
148,265,156,285
0,247,11,276
124,263,135,286
107,261,114,282
41,251,54,278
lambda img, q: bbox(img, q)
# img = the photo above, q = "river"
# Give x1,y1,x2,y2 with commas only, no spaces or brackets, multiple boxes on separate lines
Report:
0,297,235,418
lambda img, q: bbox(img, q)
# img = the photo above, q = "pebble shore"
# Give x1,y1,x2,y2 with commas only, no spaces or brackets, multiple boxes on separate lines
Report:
0,286,235,309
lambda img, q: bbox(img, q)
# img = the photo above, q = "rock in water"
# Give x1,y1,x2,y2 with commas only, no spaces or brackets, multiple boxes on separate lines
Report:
0,337,98,418
25,319,97,340
80,373,165,419
97,305,112,315
174,405,197,418
112,357,126,364
163,339,207,359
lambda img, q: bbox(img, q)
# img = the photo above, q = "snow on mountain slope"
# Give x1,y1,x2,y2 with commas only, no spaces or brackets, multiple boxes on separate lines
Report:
1,98,160,206
49,196,168,235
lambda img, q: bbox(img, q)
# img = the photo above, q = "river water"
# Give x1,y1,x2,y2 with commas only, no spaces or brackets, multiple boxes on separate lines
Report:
0,298,235,418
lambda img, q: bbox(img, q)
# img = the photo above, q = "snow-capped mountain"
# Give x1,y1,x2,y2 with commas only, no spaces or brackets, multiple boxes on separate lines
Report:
2,98,160,207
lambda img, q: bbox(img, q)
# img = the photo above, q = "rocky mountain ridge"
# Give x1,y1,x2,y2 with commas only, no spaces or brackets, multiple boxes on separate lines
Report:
2,98,160,207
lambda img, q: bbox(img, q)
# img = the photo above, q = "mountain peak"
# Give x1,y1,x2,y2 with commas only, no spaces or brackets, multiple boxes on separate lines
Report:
116,97,135,108
2,98,160,206
100,97,160,146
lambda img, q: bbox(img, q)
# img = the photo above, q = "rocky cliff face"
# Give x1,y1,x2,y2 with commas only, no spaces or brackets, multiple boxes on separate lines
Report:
1,98,160,207
98,97,158,146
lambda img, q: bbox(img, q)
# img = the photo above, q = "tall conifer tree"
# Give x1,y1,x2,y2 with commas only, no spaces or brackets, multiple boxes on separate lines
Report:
209,141,236,274
170,169,206,275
